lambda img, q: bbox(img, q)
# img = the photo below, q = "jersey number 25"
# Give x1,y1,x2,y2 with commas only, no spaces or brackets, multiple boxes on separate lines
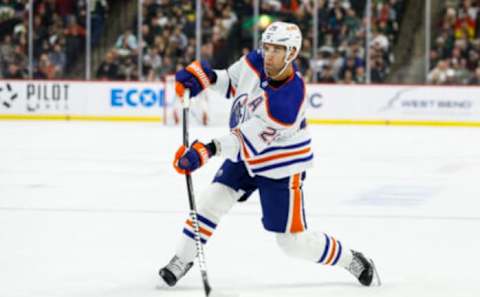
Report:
260,127,278,144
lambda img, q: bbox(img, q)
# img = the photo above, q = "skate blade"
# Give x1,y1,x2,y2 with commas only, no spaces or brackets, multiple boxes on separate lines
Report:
369,259,382,286
155,276,173,290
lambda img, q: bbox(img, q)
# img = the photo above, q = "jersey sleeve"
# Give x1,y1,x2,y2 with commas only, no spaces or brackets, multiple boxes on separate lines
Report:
209,56,243,99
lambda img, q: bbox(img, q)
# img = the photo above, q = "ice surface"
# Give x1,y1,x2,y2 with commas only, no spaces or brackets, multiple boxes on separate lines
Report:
1,121,480,297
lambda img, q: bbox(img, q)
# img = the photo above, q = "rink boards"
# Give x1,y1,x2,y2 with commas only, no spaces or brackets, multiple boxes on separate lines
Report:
1,79,480,127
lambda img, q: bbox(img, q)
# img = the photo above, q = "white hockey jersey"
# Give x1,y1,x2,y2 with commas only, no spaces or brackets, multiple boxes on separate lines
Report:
210,49,313,179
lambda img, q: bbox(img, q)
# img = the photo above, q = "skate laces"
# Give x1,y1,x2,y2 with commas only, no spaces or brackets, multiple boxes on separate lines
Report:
166,256,192,279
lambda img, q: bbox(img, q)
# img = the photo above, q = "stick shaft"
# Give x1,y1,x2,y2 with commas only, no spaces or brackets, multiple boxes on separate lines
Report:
181,90,212,296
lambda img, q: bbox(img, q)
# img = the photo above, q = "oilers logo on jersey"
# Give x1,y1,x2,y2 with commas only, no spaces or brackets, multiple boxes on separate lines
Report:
229,93,249,128
230,93,266,129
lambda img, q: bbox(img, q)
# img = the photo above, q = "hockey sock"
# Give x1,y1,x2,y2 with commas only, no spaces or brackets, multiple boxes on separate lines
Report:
276,231,353,269
315,232,353,268
175,212,218,263
174,183,240,263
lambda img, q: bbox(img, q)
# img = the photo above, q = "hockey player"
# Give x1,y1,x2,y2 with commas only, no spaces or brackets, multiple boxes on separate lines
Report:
159,21,379,288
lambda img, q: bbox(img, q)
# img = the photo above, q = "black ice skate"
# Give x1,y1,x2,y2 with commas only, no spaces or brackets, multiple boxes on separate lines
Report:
158,255,193,287
346,250,381,286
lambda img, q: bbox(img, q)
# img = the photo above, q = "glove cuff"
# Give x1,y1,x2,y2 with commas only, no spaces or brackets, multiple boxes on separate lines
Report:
201,61,217,83
186,61,212,89
192,142,211,165
205,141,217,156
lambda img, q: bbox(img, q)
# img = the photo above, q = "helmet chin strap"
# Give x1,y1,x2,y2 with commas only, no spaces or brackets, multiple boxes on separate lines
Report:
267,47,295,80
269,61,290,80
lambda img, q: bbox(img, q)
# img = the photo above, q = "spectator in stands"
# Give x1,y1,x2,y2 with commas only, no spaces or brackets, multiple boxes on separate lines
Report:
355,66,366,84
344,7,361,41
170,27,188,52
200,42,214,64
315,0,330,46
32,14,48,59
350,41,365,63
4,63,26,79
118,57,138,81
158,56,175,78
49,43,66,76
96,51,118,80
115,29,138,57
143,47,162,77
318,64,336,83
468,66,480,84
467,48,479,70
298,38,313,76
329,50,344,79
141,24,154,47
430,49,440,70
0,35,14,67
2,35,25,75
90,0,109,46
0,0,15,13
371,57,388,83
371,29,389,52
452,58,471,84
0,0,25,29
329,2,347,46
210,24,230,68
339,55,360,80
220,4,238,32
460,0,478,19
47,15,64,45
64,14,85,71
454,13,476,40
55,0,75,19
449,45,463,65
12,44,27,70
341,69,355,84
428,60,454,84
37,53,57,79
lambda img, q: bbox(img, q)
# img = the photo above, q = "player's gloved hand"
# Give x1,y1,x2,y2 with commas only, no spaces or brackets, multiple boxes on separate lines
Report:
175,61,217,98
173,140,214,174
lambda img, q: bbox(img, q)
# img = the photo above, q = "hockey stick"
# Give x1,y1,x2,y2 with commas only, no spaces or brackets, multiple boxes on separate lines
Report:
182,90,237,297
181,89,212,297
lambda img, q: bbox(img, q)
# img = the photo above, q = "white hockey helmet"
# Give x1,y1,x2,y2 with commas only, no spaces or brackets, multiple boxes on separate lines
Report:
261,21,302,64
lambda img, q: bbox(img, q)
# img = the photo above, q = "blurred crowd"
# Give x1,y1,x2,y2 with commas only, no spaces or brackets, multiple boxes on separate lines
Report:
97,0,241,80
0,0,108,79
1,0,408,84
98,0,404,83
0,0,28,78
294,0,405,83
429,0,480,85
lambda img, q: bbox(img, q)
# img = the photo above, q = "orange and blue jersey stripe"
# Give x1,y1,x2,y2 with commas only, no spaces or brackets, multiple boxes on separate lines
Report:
236,129,311,157
233,129,313,174
250,154,314,174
